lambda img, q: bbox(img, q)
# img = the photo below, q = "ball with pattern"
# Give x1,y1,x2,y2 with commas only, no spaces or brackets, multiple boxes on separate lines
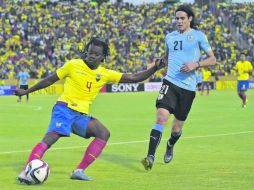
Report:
25,159,50,184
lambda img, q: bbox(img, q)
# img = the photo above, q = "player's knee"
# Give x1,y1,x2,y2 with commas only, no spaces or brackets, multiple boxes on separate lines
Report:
104,130,110,141
156,115,167,125
156,108,169,125
97,128,110,141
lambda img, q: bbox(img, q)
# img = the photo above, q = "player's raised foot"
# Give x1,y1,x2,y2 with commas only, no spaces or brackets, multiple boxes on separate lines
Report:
17,170,32,185
70,170,93,181
141,156,154,171
164,141,174,164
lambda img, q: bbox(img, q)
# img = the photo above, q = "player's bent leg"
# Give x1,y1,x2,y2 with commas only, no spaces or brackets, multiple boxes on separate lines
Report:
71,119,108,180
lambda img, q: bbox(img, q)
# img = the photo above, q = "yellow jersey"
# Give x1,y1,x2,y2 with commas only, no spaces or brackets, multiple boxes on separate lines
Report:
235,60,253,80
56,59,122,114
202,69,211,82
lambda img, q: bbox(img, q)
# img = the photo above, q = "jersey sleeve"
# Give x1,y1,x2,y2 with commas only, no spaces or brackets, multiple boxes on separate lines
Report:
199,32,212,52
56,61,72,79
106,69,123,84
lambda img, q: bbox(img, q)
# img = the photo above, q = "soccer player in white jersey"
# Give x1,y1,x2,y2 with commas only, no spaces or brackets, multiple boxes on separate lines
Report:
141,4,216,170
14,37,165,184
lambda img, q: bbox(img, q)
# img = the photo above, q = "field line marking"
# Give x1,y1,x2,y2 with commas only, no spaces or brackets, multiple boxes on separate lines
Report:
0,104,42,111
0,130,254,155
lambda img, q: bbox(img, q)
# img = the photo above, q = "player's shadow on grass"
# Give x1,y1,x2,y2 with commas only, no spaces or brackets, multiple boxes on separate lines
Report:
100,153,144,172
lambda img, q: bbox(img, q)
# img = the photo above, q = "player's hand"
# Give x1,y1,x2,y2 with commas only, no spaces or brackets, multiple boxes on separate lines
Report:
180,62,197,73
13,89,27,96
155,57,167,70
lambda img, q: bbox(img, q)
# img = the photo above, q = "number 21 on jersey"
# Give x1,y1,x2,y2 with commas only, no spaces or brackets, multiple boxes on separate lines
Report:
174,41,183,51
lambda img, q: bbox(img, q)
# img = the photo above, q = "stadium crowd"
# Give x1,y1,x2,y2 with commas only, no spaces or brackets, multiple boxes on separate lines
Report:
218,3,254,58
0,0,253,80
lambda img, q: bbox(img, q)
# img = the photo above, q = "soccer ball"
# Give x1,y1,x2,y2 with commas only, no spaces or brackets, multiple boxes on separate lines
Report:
25,159,50,184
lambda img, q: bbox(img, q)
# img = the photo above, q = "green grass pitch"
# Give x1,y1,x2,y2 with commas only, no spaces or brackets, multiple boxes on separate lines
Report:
0,90,254,190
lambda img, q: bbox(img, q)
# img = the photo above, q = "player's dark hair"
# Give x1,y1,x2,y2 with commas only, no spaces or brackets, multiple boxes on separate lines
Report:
79,37,110,62
175,4,198,29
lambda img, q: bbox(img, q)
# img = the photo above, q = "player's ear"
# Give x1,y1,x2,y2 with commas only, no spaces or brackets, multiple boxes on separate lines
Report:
189,16,193,22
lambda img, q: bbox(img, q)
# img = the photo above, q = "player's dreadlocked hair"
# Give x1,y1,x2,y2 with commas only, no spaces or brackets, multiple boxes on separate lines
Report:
78,37,110,62
175,4,198,30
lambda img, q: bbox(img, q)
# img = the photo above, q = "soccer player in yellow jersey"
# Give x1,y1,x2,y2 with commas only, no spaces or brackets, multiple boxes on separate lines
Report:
201,68,211,95
235,53,253,108
14,37,165,184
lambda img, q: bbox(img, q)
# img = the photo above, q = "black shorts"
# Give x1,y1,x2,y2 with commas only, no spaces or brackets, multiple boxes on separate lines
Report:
156,79,195,121
20,85,28,90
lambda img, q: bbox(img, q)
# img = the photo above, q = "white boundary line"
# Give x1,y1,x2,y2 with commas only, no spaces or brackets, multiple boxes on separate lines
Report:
0,104,43,111
0,130,254,155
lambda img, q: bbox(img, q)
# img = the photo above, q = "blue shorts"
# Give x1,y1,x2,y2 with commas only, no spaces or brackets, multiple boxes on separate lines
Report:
47,102,94,138
237,80,249,92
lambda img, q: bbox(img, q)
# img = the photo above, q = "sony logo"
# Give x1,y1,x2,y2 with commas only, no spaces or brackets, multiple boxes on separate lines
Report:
112,84,140,92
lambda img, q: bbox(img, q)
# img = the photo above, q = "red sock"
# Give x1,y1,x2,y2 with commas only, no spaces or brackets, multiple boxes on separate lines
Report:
26,142,48,164
77,138,107,170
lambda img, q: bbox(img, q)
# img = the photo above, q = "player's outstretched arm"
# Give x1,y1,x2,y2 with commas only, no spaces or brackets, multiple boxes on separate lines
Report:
13,73,60,96
119,58,166,83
